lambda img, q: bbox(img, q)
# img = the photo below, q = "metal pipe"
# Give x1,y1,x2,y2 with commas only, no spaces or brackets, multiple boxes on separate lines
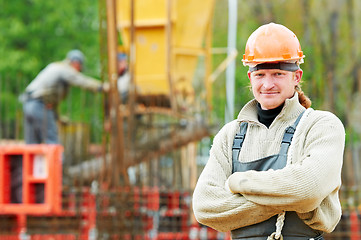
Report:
106,0,124,186
126,0,136,155
166,0,177,112
209,49,238,83
225,0,237,123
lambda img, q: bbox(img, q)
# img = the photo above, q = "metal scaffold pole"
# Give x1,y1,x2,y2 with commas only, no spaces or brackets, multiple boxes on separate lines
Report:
225,0,237,123
106,0,127,186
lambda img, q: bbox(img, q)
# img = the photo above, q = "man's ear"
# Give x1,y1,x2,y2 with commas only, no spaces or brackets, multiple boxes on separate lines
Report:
247,71,251,81
294,69,303,84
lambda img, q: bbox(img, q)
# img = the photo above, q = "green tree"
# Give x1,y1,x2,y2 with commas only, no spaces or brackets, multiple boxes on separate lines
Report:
0,0,102,140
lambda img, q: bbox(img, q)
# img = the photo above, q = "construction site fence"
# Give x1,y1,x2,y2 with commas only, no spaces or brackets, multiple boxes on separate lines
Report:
0,186,232,240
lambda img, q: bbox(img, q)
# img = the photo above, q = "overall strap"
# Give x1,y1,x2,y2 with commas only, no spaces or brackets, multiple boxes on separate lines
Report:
232,110,306,165
279,111,305,156
232,122,248,173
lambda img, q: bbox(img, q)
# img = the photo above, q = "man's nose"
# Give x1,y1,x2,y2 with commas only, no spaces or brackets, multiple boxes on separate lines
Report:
262,77,275,89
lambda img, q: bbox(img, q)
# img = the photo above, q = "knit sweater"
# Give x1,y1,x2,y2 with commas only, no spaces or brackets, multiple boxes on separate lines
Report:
192,93,345,233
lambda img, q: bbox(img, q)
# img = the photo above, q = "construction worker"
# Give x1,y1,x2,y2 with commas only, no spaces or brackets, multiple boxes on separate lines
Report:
117,52,130,103
21,49,109,144
192,23,345,240
17,50,109,203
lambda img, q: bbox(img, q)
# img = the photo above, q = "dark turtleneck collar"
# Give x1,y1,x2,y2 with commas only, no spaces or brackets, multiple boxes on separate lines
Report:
257,102,284,128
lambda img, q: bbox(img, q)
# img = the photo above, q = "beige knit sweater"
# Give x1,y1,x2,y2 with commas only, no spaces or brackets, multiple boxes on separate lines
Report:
192,93,345,233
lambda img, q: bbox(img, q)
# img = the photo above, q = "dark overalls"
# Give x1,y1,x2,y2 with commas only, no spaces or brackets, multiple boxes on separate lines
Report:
22,91,58,144
231,112,324,240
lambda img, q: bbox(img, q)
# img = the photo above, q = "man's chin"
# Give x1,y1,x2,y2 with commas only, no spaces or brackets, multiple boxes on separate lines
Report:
259,101,281,110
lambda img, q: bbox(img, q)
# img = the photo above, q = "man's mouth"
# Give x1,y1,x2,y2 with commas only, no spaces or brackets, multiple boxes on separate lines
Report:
260,91,279,95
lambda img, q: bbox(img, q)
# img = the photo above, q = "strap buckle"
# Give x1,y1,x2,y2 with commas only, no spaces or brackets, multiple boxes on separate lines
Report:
232,134,244,150
282,126,295,145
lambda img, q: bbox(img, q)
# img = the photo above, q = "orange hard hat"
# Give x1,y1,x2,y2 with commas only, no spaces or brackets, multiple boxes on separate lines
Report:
242,23,305,66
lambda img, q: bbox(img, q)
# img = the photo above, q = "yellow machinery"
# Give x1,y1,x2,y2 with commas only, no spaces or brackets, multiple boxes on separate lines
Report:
116,0,215,109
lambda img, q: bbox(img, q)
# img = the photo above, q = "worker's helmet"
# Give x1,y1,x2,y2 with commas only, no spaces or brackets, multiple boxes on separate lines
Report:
242,23,305,70
66,49,85,64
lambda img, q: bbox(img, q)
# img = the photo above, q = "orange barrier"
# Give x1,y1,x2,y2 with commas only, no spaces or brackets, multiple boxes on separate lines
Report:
0,151,233,239
350,209,360,240
0,144,63,215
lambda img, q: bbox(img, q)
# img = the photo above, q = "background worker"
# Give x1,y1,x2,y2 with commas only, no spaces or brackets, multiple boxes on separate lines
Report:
192,23,345,240
117,52,130,103
21,49,109,144
17,50,109,204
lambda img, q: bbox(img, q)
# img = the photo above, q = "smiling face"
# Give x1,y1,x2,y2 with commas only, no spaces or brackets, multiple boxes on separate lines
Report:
248,68,303,110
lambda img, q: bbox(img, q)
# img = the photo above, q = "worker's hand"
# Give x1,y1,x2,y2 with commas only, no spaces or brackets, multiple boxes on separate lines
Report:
224,178,234,193
59,115,70,125
102,82,110,92
103,119,111,132
227,172,245,194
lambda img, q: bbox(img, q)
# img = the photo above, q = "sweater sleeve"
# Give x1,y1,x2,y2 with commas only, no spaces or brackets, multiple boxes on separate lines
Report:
227,111,345,215
192,123,280,232
62,65,103,91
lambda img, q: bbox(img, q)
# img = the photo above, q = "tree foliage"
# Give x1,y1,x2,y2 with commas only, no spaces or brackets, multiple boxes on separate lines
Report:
0,0,102,139
0,0,100,78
